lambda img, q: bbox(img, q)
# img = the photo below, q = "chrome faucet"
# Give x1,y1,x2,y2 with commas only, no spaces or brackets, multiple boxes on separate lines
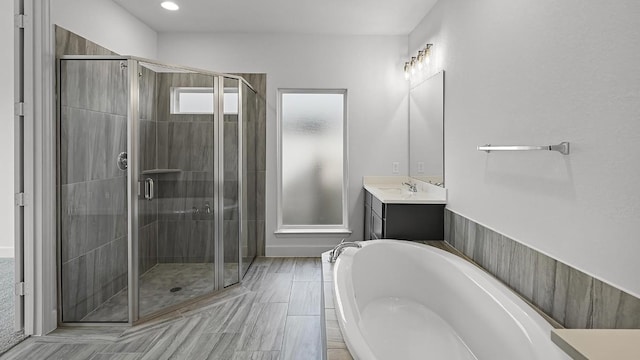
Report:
329,239,362,263
402,181,418,192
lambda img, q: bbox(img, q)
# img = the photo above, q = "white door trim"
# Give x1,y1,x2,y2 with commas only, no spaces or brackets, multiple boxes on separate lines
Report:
22,0,57,336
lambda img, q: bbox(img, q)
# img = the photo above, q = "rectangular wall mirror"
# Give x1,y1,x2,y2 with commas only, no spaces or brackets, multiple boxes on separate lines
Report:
409,70,444,186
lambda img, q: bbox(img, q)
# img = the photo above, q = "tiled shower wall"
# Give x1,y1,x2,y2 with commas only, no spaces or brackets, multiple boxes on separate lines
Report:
445,209,640,329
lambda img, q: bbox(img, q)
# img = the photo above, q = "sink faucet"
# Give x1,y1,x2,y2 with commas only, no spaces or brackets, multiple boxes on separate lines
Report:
402,181,417,192
328,239,362,263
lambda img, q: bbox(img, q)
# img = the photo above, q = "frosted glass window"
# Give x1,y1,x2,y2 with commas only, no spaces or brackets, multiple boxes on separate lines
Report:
170,87,238,114
279,90,346,227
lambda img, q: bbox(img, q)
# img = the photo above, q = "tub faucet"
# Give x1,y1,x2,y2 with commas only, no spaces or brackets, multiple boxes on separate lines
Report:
403,182,417,192
329,239,362,263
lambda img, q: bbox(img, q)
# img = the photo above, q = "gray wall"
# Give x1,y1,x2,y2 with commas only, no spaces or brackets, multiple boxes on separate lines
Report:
409,0,640,299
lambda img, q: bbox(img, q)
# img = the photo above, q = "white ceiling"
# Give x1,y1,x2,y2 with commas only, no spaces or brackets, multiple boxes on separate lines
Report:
112,0,438,35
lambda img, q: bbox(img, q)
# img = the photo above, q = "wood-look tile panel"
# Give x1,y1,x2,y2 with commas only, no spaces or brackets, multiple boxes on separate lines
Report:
90,354,142,360
288,282,321,316
231,351,280,360
292,258,321,282
185,332,240,360
267,258,295,274
281,316,322,360
237,303,288,351
5,258,322,359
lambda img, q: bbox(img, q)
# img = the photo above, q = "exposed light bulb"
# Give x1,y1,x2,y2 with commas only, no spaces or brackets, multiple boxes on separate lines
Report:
410,57,417,75
417,50,425,70
161,1,179,11
424,44,432,64
403,62,410,80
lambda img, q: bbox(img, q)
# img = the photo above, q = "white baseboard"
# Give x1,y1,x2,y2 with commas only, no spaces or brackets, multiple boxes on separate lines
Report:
266,245,334,257
0,246,14,258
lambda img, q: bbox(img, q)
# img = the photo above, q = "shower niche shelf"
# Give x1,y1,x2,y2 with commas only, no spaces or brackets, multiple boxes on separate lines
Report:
141,168,182,175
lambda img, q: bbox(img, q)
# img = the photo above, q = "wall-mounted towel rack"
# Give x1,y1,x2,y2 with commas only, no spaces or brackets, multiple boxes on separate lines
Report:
477,142,570,155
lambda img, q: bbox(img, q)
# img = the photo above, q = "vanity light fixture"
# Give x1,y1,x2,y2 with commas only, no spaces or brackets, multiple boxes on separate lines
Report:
161,1,180,11
404,43,433,80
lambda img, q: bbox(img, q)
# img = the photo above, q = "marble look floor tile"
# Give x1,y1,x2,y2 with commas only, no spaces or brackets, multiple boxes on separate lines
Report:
232,351,280,360
185,332,240,360
250,257,273,268
45,327,125,342
267,258,295,274
253,273,293,303
288,282,321,316
237,303,288,351
200,293,256,334
90,354,142,360
102,329,164,354
178,285,251,317
138,317,208,360
4,257,324,360
281,316,321,360
11,343,109,360
292,258,321,282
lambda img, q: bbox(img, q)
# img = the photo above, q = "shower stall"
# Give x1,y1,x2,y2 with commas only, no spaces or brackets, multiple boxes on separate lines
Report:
57,56,258,323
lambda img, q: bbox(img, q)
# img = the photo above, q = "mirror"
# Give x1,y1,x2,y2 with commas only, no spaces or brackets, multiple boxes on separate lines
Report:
409,70,444,186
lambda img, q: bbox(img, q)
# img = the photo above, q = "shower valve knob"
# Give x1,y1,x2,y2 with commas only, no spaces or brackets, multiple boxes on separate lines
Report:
117,152,128,171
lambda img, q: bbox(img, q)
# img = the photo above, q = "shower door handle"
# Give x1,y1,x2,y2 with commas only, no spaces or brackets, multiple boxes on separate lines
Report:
144,178,154,201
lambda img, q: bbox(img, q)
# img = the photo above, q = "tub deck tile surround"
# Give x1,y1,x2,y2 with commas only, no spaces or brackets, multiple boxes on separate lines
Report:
445,209,640,330
321,252,354,360
1,257,323,360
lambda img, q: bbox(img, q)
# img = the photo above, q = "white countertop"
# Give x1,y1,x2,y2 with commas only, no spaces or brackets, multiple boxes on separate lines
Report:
363,176,447,204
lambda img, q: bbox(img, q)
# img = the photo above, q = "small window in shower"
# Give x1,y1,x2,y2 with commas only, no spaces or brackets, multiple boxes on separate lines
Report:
170,87,238,114
277,89,349,232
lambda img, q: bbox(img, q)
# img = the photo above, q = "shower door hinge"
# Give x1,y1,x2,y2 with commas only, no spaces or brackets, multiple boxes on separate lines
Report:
15,192,26,207
15,14,26,29
15,282,25,297
15,102,25,117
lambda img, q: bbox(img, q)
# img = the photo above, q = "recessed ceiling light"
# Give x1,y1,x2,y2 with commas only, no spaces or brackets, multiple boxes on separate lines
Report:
161,1,179,11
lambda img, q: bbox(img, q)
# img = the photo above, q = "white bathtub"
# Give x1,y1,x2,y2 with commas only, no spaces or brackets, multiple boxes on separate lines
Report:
333,240,570,360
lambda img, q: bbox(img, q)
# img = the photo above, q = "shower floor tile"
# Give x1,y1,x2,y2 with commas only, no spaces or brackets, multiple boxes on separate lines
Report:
82,263,239,322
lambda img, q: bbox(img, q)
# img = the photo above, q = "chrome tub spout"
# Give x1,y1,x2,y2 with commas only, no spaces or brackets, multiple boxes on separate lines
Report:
329,239,362,263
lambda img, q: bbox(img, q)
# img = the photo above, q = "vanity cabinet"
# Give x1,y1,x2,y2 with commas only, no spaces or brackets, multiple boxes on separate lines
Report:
364,190,444,240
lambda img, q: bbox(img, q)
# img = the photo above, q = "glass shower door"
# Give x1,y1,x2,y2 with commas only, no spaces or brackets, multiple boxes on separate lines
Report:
59,59,129,322
223,78,240,287
136,62,217,318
